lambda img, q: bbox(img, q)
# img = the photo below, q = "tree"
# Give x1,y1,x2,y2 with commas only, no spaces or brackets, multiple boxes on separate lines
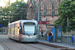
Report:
0,0,27,26
11,1,27,22
54,0,75,32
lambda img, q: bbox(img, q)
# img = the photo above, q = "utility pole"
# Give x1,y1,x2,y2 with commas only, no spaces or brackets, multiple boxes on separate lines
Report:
8,11,11,23
38,0,40,35
67,17,69,33
67,17,69,44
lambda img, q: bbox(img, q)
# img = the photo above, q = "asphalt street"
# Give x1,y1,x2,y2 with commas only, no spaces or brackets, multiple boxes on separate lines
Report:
0,35,61,50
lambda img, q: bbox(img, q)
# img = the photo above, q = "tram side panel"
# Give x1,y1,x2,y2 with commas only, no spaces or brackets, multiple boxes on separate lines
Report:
14,22,20,41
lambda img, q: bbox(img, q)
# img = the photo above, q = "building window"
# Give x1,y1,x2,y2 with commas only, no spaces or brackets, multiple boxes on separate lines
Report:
47,2,52,10
55,9,58,15
40,1,44,15
47,10,52,15
41,2,44,10
55,0,59,15
31,11,34,17
41,10,44,15
55,2,58,9
47,2,52,15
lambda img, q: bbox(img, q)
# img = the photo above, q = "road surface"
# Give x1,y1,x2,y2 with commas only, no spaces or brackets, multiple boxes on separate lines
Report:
0,35,61,50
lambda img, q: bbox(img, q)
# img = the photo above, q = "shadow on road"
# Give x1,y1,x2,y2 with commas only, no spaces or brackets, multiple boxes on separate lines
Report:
9,38,38,44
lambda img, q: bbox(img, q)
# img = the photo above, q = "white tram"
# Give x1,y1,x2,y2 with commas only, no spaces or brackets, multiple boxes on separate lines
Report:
8,20,38,42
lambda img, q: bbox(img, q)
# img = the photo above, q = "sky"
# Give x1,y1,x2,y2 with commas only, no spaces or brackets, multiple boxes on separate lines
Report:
24,0,28,2
0,0,28,7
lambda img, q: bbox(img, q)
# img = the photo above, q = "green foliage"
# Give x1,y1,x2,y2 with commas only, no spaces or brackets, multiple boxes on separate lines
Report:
1,0,27,27
11,1,27,22
54,0,75,32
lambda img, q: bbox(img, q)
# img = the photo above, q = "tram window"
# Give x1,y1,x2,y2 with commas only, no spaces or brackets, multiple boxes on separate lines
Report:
24,25,35,35
19,27,22,34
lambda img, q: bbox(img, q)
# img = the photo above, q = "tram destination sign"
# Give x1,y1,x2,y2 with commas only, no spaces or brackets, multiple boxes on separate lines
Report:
24,23,35,25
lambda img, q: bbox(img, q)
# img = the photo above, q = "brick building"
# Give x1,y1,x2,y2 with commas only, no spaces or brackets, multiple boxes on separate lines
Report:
27,0,62,23
27,0,62,31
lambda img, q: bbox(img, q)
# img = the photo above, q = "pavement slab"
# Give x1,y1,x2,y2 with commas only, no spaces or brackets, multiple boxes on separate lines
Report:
0,45,4,50
38,40,75,50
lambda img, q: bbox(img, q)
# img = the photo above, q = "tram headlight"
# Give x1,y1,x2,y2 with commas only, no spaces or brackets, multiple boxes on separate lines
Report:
35,36,36,38
22,35,24,38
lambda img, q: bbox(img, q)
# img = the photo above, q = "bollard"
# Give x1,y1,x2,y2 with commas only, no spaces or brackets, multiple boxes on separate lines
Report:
71,35,74,45
47,36,49,41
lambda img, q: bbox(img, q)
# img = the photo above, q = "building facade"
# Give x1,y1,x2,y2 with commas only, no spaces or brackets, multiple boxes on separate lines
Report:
27,0,63,32
27,0,62,24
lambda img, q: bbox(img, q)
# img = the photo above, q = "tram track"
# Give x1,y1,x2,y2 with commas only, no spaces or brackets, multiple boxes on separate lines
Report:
0,37,10,50
1,37,42,50
0,42,9,50
25,44,42,50
7,38,42,50
7,38,60,50
0,35,60,50
1,36,44,50
0,37,26,50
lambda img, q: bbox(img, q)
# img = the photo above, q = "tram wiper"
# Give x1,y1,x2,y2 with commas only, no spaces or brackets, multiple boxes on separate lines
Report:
25,32,30,36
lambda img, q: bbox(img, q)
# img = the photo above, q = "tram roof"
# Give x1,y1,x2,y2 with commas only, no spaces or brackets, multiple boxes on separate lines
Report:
8,20,37,25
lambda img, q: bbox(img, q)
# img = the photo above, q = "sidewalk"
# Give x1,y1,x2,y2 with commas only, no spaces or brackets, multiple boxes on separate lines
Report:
38,40,75,50
0,45,4,50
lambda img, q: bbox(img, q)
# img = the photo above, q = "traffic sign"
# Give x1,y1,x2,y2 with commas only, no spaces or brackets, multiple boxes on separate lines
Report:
38,21,49,24
0,24,3,27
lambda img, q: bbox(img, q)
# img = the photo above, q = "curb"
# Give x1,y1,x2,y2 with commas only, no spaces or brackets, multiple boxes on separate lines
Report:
38,41,75,50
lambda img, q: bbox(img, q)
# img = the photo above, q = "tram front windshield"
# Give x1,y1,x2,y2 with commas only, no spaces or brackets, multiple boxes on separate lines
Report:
24,25,35,35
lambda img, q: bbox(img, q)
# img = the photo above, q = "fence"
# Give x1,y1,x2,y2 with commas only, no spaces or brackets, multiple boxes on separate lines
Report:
0,27,8,35
62,35,75,45
38,34,47,41
38,34,75,45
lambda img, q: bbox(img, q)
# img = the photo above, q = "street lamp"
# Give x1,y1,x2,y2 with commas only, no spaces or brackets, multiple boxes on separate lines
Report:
44,10,46,18
9,11,11,23
0,7,2,17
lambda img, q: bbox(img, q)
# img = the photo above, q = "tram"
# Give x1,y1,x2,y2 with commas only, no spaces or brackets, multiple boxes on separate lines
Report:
8,20,38,42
